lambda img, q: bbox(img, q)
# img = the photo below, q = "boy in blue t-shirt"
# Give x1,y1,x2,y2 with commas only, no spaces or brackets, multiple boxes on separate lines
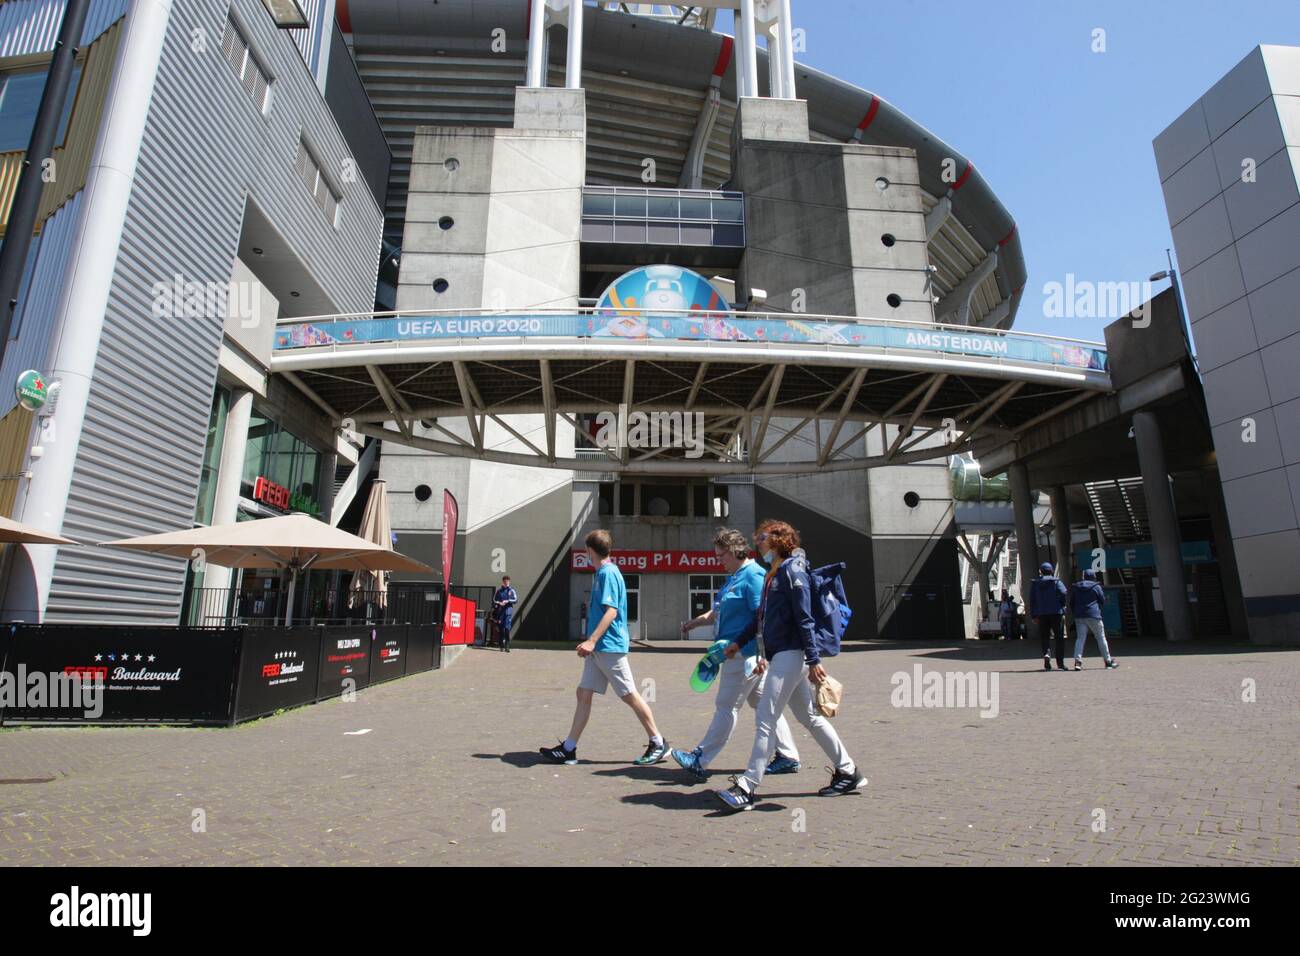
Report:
539,529,670,766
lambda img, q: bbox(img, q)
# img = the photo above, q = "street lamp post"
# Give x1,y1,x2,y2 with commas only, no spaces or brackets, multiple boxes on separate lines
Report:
1149,250,1198,375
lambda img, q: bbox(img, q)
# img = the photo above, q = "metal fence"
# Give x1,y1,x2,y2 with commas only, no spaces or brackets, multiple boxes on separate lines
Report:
185,583,501,629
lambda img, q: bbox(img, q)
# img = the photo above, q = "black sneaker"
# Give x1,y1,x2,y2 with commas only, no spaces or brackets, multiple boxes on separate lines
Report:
1073,660,1083,671
715,783,756,813
818,766,868,797
1106,659,1119,669
539,742,577,765
633,739,670,765
1043,657,1052,671
1056,662,1069,670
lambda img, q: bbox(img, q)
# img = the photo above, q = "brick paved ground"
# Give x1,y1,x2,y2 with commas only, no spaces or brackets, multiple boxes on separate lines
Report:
0,639,1295,866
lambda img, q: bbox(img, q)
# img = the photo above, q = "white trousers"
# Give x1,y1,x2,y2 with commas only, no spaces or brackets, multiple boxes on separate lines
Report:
740,650,854,793
696,655,798,768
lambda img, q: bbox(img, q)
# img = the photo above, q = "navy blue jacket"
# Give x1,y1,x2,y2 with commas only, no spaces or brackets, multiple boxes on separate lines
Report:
1028,574,1068,617
1069,580,1105,619
757,550,820,665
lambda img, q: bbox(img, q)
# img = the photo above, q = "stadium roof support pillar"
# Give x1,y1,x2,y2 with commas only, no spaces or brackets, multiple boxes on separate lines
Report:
526,0,547,87
737,0,759,98
925,195,952,241
564,0,584,89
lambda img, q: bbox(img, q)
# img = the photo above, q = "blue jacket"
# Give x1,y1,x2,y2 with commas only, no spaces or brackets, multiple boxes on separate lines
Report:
1028,574,1068,617
493,586,518,625
756,550,820,665
1069,580,1105,619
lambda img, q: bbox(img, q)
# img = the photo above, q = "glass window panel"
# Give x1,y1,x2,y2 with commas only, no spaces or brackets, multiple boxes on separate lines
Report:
712,198,744,222
243,413,275,486
680,223,712,245
647,196,678,219
581,218,615,242
582,193,615,216
689,575,711,589
0,72,46,152
679,197,712,220
712,223,745,247
646,222,679,244
613,220,646,243
614,194,647,217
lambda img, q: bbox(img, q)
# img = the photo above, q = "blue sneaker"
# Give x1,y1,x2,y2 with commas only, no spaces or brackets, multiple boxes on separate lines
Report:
766,753,801,775
671,747,707,781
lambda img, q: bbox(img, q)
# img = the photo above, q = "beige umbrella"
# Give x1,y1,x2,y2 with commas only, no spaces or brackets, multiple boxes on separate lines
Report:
102,512,432,625
0,514,76,545
349,479,392,610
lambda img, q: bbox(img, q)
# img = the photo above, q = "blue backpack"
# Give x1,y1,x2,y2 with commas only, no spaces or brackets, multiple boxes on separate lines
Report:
809,562,851,657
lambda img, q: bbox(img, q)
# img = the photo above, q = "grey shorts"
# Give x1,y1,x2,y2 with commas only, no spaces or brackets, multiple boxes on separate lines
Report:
579,651,637,697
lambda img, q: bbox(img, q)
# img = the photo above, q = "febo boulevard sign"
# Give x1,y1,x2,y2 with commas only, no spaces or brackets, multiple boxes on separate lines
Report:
252,476,290,511
571,549,724,573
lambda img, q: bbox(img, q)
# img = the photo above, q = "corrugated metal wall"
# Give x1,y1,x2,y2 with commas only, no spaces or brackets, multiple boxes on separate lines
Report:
0,0,126,56
0,189,83,419
42,0,383,622
0,404,33,517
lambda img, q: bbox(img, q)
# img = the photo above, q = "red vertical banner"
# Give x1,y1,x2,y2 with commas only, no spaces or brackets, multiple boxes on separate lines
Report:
441,490,459,635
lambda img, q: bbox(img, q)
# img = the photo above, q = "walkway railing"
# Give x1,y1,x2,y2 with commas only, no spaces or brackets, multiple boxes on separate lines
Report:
185,584,501,628
270,306,1110,374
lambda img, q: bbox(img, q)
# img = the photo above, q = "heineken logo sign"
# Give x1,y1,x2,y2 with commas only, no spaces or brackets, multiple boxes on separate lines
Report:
15,369,47,412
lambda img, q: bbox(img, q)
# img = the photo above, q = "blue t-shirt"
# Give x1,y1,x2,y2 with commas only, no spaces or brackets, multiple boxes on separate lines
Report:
714,559,765,648
587,561,629,653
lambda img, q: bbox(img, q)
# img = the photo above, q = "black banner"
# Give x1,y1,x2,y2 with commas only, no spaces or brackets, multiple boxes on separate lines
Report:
0,625,240,725
316,625,372,699
232,626,323,722
405,624,440,673
368,625,409,683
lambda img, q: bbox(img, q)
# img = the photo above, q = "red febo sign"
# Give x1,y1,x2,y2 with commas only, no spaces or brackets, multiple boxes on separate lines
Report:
253,476,290,511
571,549,724,573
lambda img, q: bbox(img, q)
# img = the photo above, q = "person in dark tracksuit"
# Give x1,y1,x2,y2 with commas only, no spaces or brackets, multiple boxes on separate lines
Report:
492,576,518,653
1070,569,1118,670
1028,562,1069,671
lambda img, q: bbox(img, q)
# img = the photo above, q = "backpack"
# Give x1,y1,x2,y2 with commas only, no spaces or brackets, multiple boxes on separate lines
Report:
809,562,851,657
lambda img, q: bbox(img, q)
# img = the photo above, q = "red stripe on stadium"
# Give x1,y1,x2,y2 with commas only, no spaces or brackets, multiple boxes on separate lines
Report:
998,225,1017,247
951,161,974,191
713,36,734,77
336,0,352,33
856,95,880,132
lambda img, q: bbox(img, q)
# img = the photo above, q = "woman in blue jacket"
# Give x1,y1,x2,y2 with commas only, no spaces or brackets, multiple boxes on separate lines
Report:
1070,569,1118,670
716,520,867,813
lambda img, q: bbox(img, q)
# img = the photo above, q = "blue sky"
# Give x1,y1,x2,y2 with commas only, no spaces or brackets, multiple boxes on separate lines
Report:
724,0,1300,341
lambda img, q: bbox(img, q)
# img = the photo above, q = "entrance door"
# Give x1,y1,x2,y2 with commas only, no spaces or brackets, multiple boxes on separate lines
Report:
687,574,728,640
625,573,640,641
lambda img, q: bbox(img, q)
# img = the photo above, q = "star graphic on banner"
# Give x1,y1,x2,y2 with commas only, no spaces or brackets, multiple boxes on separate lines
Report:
94,654,103,662
107,654,116,662
134,654,143,662
147,655,155,663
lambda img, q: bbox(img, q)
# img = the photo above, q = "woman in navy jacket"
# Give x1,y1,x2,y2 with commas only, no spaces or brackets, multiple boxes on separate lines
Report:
716,520,867,813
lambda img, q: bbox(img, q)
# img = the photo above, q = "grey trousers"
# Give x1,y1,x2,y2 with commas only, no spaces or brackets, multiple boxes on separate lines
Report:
696,655,798,768
739,650,854,794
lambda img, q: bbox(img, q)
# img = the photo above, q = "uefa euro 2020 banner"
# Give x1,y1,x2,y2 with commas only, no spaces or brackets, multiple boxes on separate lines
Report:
275,265,1108,372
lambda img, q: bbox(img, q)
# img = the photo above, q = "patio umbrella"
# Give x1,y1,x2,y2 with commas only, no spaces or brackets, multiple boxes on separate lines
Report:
102,512,432,625
349,479,392,610
0,514,76,545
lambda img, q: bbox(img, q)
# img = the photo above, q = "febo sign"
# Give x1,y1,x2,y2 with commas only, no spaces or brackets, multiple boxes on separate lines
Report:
571,549,724,573
253,476,290,511
443,595,475,645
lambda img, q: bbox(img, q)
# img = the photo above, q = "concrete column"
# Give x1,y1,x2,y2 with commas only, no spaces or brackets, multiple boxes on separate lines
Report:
202,389,253,597
318,450,338,527
3,0,173,622
1050,485,1072,583
1008,459,1039,639
1132,410,1194,641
